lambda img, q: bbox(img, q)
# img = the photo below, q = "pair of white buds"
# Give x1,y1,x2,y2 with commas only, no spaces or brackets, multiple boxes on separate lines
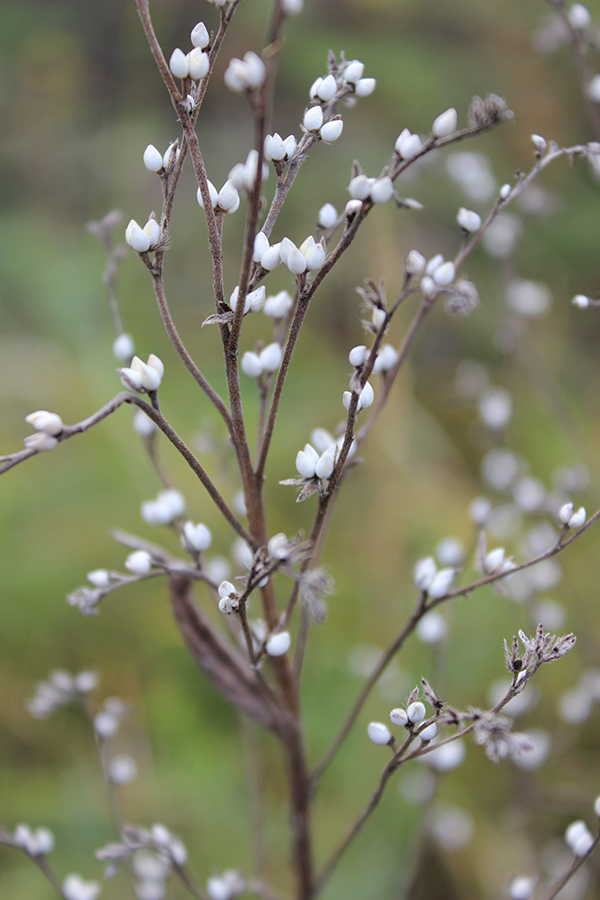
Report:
368,703,436,746
182,521,212,552
348,174,394,205
197,179,240,214
62,874,101,900
254,235,325,275
264,290,294,318
125,550,153,576
572,294,591,308
457,207,482,232
142,142,180,174
13,824,55,857
296,436,356,480
125,217,161,253
169,47,210,81
348,344,399,374
224,51,266,92
24,410,64,452
342,380,374,412
228,150,270,194
141,489,186,526
302,105,344,142
559,503,586,529
420,254,456,298
413,557,456,599
119,353,164,392
230,285,266,315
263,132,297,162
241,343,283,377
484,547,515,577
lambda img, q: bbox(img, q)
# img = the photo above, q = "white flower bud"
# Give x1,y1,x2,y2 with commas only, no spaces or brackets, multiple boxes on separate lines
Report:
14,824,36,854
163,142,179,171
426,254,444,275
589,74,600,102
266,631,291,656
75,671,98,692
559,502,574,524
182,521,212,552
93,711,119,738
304,106,324,131
264,290,293,317
130,355,163,391
569,4,592,29
282,0,304,13
296,445,319,478
432,107,458,138
197,180,219,210
320,119,344,142
113,333,135,361
344,60,365,83
405,249,426,275
241,351,263,377
416,611,446,644
24,432,58,452
419,276,437,299
355,77,376,97
25,410,64,436
268,532,290,560
568,506,586,528
316,74,337,101
243,51,266,88
217,180,239,212
372,344,398,374
508,877,535,900
264,132,287,161
286,247,308,274
531,133,547,153
125,551,152,576
303,241,326,270
469,495,492,524
407,701,426,724
260,243,282,271
414,556,437,590
499,183,512,200
62,874,102,900
456,207,482,232
565,820,590,849
169,48,189,79
109,754,137,785
371,307,386,330
573,830,594,856
283,134,297,157
390,708,409,727
419,722,437,742
191,21,210,48
143,218,161,248
125,219,151,253
31,827,54,855
87,570,111,588
370,176,394,204
315,444,338,479
345,199,363,217
427,568,455,599
188,48,210,80
259,342,283,372
485,547,506,571
218,581,238,600
348,175,372,200
433,261,455,286
572,294,590,308
358,381,374,408
133,409,156,437
594,794,600,817
310,428,334,453
318,203,338,228
349,345,368,367
143,144,164,172
367,721,392,745
396,132,422,159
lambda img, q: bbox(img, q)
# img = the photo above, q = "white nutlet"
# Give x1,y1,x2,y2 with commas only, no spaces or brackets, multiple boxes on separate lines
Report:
367,721,392,745
432,107,458,138
188,48,210,80
191,21,210,48
589,74,600,103
531,133,547,153
427,568,455,599
316,74,337,101
303,106,324,131
264,290,293,318
315,444,338,479
241,351,263,378
433,261,455,286
390,708,409,727
344,60,365,84
169,48,189,79
569,3,592,29
25,410,64,436
405,249,426,276
112,333,135,361
508,877,536,900
296,444,319,478
568,506,586,528
572,294,590,308
419,722,437,742
457,207,482,232
318,203,338,229
125,551,152,576
370,176,394,204
407,701,426,724
143,144,163,173
23,433,57,452
355,77,376,97
266,631,291,656
349,345,368,367
320,119,344,142
414,557,437,591
62,874,102,900
182,522,212,552
259,343,283,372
125,219,151,253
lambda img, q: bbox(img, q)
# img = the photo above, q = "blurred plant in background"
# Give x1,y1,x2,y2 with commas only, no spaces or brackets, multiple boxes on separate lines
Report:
3,0,600,898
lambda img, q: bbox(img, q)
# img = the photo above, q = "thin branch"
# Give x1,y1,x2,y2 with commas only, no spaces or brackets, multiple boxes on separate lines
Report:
538,827,600,900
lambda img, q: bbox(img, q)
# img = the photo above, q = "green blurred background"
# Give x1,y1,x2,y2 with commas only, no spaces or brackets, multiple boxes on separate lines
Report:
2,0,600,897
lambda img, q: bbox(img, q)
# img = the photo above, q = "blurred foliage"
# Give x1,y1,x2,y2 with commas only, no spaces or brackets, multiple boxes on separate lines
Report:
2,0,600,898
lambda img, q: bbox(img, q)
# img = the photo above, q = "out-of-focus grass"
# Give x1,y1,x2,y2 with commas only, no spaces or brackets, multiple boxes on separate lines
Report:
2,1,600,898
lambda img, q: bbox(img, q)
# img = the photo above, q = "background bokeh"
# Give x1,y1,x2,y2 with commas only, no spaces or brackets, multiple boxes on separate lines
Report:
2,0,600,897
